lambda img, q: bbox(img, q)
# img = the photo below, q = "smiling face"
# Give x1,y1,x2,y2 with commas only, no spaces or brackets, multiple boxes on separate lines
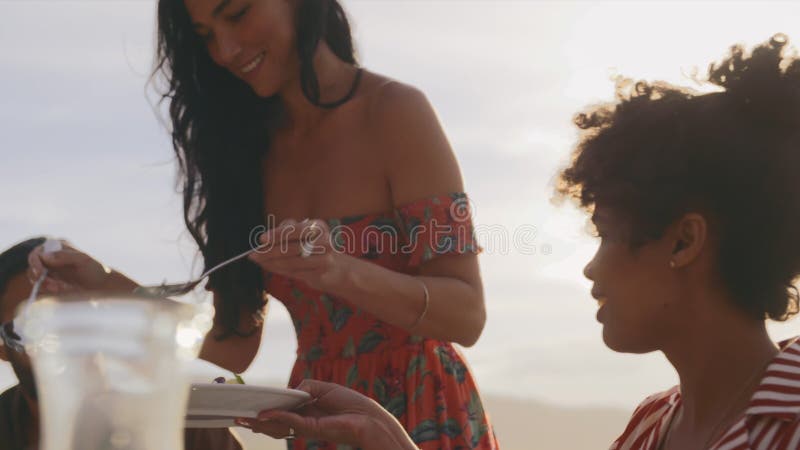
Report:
185,0,298,97
583,207,682,354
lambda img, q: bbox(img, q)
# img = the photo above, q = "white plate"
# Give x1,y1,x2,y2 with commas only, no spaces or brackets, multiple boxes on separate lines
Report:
185,383,312,428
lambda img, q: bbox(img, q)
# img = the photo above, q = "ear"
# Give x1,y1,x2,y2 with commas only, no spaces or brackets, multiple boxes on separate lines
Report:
668,213,708,268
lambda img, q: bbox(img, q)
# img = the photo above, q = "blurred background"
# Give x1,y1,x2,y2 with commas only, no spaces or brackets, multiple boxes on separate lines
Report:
1,1,799,448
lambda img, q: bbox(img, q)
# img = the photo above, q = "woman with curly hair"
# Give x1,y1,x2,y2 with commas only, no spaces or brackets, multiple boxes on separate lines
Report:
234,34,800,450
27,0,498,449
558,34,800,449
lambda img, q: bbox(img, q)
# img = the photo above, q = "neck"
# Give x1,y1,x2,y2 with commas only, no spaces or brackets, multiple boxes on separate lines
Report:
278,42,357,135
662,299,777,430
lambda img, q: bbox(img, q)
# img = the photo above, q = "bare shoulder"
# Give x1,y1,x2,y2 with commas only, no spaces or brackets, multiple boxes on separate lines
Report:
346,70,436,150
357,70,463,204
361,73,432,126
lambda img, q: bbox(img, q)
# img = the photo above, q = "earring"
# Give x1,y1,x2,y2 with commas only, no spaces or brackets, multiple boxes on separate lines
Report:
669,260,676,269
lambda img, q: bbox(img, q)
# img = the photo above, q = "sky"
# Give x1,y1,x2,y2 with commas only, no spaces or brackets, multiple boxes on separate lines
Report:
1,0,799,410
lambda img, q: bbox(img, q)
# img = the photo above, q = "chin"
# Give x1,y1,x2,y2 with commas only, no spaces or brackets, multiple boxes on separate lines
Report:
247,75,283,98
602,327,655,354
251,84,279,98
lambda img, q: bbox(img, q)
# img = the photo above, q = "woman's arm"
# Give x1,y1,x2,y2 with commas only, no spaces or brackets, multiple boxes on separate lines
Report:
198,289,264,373
252,228,485,347
360,81,486,346
28,242,264,372
336,253,485,347
27,242,139,294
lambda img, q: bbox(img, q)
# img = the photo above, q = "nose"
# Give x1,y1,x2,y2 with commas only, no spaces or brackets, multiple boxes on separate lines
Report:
212,30,243,66
583,254,597,281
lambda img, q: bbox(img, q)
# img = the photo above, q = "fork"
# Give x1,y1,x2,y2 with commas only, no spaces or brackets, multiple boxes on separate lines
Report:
134,244,266,298
136,220,324,298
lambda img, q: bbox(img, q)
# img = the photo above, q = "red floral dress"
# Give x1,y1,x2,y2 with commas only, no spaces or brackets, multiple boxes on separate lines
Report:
264,192,499,450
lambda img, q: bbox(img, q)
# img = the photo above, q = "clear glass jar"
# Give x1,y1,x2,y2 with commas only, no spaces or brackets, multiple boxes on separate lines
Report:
17,295,213,450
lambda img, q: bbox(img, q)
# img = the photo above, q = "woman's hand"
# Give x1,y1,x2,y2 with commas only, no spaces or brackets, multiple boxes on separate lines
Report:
27,241,138,295
236,380,418,450
247,219,356,293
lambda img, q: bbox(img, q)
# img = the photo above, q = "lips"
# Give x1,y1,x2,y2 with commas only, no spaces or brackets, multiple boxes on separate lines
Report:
591,289,607,308
241,51,265,74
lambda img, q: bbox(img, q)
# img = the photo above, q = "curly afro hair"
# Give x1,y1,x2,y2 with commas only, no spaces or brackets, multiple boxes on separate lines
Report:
557,34,800,321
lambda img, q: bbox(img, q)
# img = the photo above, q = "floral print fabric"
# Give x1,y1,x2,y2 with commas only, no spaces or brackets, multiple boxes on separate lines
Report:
264,193,499,450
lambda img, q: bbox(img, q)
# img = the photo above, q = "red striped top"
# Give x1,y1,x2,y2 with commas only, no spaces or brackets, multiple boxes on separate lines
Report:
610,337,800,450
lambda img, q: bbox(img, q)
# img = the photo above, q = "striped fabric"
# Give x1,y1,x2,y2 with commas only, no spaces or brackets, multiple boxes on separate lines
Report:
611,337,800,450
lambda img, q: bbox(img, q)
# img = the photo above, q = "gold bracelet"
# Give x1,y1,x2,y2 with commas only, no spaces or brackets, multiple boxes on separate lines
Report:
409,279,430,330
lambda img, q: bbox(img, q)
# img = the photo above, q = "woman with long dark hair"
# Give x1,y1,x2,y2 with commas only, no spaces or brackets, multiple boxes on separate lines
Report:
28,1,498,449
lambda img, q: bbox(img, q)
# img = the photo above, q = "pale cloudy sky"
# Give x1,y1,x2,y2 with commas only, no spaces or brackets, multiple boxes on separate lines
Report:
1,0,799,409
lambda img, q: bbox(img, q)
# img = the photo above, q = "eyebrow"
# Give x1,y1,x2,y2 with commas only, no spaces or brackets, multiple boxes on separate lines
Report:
193,0,233,29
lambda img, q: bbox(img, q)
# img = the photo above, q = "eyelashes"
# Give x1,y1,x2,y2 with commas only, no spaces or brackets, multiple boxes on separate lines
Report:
229,5,250,22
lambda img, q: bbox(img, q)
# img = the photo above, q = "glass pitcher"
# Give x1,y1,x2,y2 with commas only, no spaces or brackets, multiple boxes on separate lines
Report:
16,295,213,450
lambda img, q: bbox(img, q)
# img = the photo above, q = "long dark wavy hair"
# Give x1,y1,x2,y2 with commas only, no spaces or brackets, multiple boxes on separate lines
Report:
151,0,357,339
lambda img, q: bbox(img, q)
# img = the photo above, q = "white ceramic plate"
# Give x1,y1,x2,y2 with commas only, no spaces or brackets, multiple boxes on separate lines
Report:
185,383,312,428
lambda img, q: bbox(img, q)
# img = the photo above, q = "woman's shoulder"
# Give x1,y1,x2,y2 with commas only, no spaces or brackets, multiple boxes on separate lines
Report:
624,388,679,432
356,70,462,206
610,386,679,449
631,386,680,415
346,70,435,155
358,70,430,123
